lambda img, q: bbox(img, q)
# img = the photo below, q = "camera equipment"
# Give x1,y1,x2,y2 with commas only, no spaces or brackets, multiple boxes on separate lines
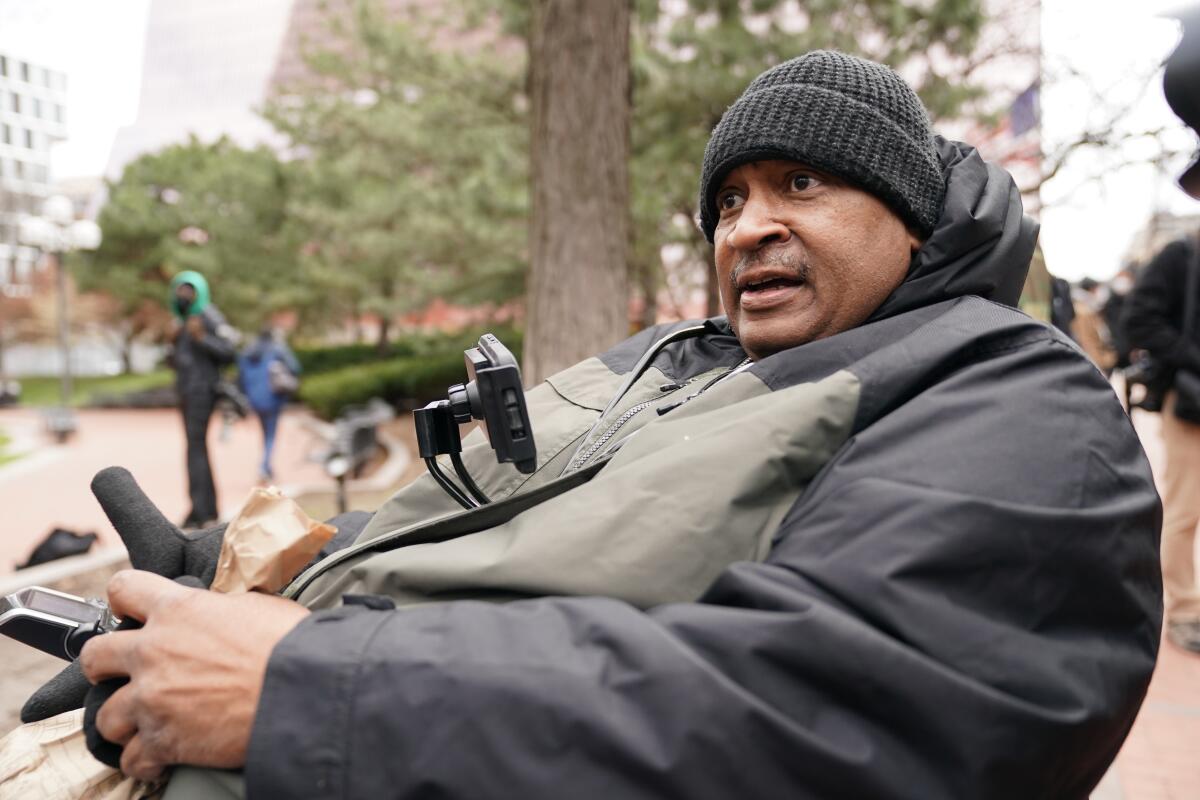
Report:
414,334,536,509
1165,4,1200,198
0,586,119,661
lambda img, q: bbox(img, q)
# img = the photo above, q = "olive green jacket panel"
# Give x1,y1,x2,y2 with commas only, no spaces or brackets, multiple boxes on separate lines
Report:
355,357,726,543
296,369,860,610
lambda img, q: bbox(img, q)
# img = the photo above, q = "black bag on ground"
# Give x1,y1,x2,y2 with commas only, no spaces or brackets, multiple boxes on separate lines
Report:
17,528,98,569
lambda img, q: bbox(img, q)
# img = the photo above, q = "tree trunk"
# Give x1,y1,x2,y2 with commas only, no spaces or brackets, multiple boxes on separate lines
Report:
376,315,391,356
524,0,631,384
637,261,657,329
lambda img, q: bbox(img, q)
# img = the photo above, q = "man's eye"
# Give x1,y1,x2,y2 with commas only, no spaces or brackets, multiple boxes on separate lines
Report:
790,174,820,192
718,191,745,211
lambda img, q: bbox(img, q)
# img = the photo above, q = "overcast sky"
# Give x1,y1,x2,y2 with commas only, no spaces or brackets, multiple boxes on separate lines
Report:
0,0,149,180
1,0,1196,281
1040,0,1197,280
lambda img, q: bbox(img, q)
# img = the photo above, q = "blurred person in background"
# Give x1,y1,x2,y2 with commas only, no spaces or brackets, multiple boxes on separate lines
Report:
1124,231,1200,654
1071,277,1117,375
1104,268,1137,372
167,271,240,529
237,327,301,483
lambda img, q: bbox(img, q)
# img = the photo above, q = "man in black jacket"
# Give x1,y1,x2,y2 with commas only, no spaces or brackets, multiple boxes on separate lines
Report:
25,51,1161,800
1125,234,1200,652
167,271,239,528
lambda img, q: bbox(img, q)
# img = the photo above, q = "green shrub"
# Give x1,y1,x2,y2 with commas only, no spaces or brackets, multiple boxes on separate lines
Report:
294,326,522,376
298,329,523,419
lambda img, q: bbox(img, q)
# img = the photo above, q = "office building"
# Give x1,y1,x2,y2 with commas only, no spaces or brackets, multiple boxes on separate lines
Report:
0,52,67,297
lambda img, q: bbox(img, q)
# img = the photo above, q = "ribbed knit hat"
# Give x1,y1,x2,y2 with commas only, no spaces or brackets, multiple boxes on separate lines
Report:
698,50,945,242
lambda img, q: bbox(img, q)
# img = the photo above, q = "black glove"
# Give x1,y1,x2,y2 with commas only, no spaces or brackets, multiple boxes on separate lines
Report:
20,468,226,724
83,574,207,769
89,466,227,588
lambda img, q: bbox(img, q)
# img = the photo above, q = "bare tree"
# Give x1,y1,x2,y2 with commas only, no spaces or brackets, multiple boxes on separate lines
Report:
523,0,631,384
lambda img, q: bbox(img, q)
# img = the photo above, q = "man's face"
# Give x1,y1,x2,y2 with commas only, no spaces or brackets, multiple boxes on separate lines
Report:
712,160,922,361
175,284,196,305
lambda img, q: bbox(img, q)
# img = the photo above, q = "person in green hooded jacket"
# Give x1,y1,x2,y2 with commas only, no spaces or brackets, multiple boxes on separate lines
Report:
167,271,240,528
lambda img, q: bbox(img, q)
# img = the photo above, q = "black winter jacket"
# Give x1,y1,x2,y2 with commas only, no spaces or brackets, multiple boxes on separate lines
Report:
243,140,1161,800
169,305,238,402
1124,236,1200,375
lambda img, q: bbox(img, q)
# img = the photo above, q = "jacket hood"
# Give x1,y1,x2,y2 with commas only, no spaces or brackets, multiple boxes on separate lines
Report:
169,270,211,318
867,136,1038,323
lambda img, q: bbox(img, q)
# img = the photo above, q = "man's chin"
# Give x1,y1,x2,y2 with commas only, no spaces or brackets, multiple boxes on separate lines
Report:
734,318,822,361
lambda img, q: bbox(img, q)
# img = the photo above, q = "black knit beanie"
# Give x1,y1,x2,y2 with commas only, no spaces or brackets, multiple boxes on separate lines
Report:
698,50,945,243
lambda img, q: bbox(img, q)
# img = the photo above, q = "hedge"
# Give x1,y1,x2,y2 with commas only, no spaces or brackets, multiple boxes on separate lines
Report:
294,326,522,376
297,328,523,419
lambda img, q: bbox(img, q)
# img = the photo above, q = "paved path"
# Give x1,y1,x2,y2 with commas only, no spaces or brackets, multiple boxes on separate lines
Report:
1101,408,1200,800
0,407,333,570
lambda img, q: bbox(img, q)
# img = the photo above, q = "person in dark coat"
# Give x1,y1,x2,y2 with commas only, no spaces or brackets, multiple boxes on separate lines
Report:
237,328,301,482
1103,268,1136,370
24,52,1161,800
1124,233,1200,653
167,270,239,528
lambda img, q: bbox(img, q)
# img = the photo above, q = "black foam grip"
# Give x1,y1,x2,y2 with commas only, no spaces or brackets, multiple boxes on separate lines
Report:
20,659,90,723
90,467,185,577
83,676,127,768
183,524,227,588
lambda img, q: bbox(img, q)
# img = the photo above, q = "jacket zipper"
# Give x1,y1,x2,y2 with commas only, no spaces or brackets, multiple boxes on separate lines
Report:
566,399,656,471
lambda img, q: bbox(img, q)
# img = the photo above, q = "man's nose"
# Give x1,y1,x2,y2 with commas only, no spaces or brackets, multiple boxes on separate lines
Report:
724,196,790,251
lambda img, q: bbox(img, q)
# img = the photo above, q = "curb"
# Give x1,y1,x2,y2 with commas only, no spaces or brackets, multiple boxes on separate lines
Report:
0,547,129,596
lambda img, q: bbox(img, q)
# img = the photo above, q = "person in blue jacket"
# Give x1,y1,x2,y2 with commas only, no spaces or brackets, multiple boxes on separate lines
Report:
237,327,300,482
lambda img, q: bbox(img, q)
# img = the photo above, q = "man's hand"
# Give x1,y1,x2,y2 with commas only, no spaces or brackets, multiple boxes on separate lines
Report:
80,570,310,781
184,314,205,339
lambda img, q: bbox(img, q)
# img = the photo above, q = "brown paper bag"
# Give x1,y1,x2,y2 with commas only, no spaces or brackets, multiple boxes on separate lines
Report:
209,486,336,594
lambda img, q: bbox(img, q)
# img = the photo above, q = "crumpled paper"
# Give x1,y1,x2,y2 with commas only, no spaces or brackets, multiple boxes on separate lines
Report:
0,709,162,800
209,486,336,594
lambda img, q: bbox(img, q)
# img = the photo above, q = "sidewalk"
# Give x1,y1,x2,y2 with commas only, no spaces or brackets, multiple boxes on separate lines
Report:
1100,408,1200,800
0,407,332,570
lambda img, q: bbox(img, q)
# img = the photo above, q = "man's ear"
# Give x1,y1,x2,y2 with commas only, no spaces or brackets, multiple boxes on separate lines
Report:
908,229,924,256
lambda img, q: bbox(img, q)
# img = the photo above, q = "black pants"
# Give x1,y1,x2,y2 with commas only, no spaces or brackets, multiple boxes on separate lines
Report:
181,392,218,525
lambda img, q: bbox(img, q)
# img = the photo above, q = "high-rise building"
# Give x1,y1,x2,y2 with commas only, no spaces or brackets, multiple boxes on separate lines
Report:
103,0,296,182
0,52,67,297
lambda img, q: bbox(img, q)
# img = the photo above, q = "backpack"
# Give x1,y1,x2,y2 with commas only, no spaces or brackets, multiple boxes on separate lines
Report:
268,357,300,396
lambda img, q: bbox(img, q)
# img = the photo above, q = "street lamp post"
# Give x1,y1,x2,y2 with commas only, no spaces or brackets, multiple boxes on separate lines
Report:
17,195,102,442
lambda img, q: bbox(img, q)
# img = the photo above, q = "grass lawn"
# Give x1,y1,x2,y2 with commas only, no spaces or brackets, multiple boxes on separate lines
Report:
16,370,173,407
0,428,19,467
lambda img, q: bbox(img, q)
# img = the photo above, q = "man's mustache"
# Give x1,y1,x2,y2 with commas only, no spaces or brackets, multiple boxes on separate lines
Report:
729,249,811,291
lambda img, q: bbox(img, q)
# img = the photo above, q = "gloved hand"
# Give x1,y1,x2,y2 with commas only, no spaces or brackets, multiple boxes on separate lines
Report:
83,574,207,769
89,466,228,587
20,467,226,724
21,468,374,725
